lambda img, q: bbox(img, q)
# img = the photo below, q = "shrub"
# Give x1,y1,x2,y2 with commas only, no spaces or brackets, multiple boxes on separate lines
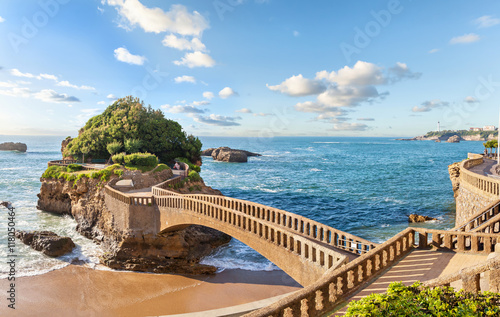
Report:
66,164,83,173
153,164,170,173
346,282,500,316
188,170,201,182
107,141,122,155
175,157,201,173
112,153,126,164
124,152,158,167
124,138,142,154
42,166,66,179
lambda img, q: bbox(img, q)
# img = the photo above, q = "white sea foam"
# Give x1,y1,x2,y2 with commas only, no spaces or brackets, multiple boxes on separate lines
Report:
310,168,323,172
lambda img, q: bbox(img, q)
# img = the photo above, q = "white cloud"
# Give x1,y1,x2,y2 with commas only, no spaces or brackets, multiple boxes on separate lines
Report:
162,104,204,114
174,75,196,83
450,33,480,44
34,89,81,103
162,34,206,51
192,100,209,106
253,112,273,117
267,74,326,97
331,122,368,131
58,80,95,90
0,87,31,98
219,87,238,99
464,96,478,104
107,94,118,100
39,73,58,81
97,101,107,105
10,69,35,78
316,61,386,86
429,48,440,54
293,30,300,37
106,1,208,36
236,108,252,114
357,118,375,121
411,99,449,112
203,91,214,100
190,114,241,126
173,51,215,68
114,47,146,65
474,15,500,29
0,82,18,88
0,16,5,23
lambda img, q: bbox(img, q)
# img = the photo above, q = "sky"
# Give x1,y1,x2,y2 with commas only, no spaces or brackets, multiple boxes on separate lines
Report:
1,0,500,138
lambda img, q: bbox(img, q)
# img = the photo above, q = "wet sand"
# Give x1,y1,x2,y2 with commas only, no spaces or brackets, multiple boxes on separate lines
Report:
0,265,301,317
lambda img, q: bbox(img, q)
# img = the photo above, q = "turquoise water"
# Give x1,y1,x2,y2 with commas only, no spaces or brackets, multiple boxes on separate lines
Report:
0,135,484,274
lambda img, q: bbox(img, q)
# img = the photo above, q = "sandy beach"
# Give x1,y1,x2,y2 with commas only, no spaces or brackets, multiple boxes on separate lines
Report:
0,265,300,317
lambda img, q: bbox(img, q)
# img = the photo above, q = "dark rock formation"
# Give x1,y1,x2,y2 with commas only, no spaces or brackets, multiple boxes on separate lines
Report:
447,135,461,143
202,147,261,163
37,167,230,274
0,142,27,152
408,214,437,223
15,231,75,257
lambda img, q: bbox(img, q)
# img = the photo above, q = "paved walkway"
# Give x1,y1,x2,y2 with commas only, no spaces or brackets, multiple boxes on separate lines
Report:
332,249,488,315
468,158,498,176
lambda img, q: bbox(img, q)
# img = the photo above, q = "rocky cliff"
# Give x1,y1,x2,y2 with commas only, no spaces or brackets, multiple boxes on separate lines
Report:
37,168,230,274
448,162,461,198
0,142,27,152
202,147,261,163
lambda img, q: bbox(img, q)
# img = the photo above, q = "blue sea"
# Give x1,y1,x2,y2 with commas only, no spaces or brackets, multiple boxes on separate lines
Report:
0,135,485,276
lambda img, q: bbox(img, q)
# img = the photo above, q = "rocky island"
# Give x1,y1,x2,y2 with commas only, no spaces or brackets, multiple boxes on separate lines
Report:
0,142,27,152
397,129,498,142
36,97,230,275
202,147,261,162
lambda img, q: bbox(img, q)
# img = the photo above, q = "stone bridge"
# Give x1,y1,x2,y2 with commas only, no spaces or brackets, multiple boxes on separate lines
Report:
104,176,377,287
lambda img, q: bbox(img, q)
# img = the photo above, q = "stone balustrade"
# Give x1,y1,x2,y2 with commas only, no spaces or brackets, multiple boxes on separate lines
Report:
454,200,500,232
183,193,377,256
415,228,499,254
460,155,500,199
47,159,77,167
104,185,153,206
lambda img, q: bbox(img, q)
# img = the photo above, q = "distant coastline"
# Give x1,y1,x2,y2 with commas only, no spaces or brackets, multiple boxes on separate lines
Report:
397,129,498,142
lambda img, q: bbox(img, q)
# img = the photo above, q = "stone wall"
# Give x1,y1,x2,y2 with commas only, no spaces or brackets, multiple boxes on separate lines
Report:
455,185,496,225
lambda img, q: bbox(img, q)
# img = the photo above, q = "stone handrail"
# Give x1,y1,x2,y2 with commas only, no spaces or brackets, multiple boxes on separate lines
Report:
182,193,377,256
423,256,500,293
453,199,500,232
459,155,500,199
414,228,499,254
47,159,77,167
471,213,500,234
156,194,348,274
246,228,415,317
104,185,153,206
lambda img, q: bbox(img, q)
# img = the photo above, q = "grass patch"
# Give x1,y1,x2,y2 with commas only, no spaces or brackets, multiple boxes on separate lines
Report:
42,163,124,185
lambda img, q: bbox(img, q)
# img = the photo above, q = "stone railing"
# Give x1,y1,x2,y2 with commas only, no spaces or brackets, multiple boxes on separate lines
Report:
182,194,377,256
47,159,77,167
471,213,500,234
423,254,500,293
246,227,500,316
460,154,500,199
104,185,154,206
454,199,500,232
246,228,414,317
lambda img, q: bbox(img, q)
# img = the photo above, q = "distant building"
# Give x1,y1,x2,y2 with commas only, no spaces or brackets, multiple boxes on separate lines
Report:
483,125,496,131
470,127,482,131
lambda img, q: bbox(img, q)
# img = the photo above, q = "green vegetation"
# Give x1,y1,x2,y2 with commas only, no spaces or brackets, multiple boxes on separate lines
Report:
123,152,158,167
152,163,170,173
188,170,201,182
483,140,498,154
106,141,122,156
112,153,126,164
66,164,83,173
346,282,500,316
168,171,203,190
424,129,498,140
42,164,124,184
175,157,201,173
63,96,202,163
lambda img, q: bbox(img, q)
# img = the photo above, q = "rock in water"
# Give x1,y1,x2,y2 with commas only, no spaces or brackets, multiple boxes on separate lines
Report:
15,231,75,257
0,142,27,152
447,135,461,143
203,146,261,163
408,214,437,223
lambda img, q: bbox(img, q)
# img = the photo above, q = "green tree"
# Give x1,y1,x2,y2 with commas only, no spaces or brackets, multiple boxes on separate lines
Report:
107,141,122,156
64,96,202,163
124,138,142,154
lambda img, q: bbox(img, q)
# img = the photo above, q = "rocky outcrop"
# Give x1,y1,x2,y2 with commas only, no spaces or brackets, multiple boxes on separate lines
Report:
15,231,75,257
61,137,73,159
202,147,261,163
448,162,461,198
0,142,27,152
408,214,437,223
37,168,230,274
447,135,461,143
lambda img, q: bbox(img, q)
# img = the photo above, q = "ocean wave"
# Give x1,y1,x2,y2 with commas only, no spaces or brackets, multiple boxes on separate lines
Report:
312,142,341,144
309,168,323,172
